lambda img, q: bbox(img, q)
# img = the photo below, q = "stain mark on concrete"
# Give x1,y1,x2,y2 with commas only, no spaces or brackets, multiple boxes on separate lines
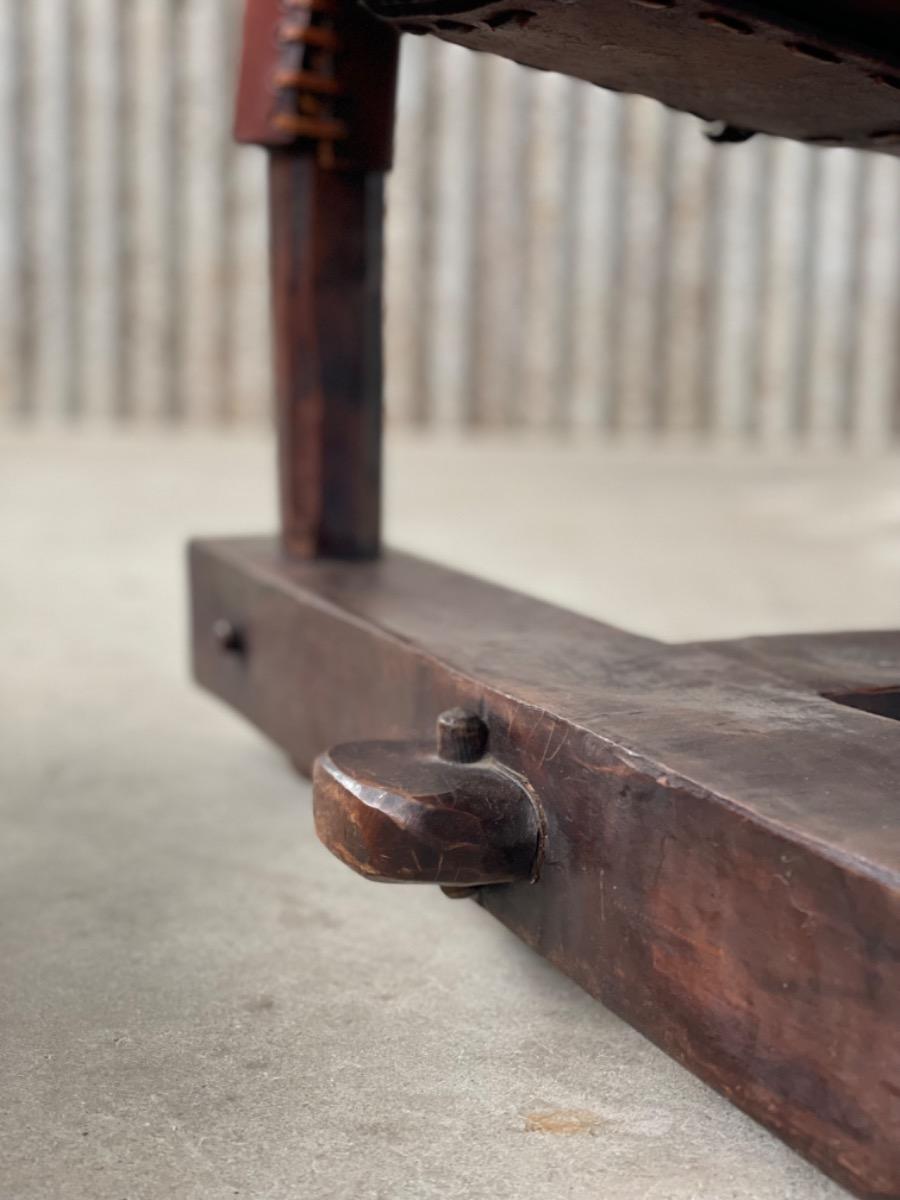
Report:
524,1109,604,1135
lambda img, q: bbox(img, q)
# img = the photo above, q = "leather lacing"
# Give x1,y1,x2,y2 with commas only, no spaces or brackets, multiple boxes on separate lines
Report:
274,0,348,165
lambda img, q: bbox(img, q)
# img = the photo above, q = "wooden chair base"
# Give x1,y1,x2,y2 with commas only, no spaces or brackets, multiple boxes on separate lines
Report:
190,535,900,1199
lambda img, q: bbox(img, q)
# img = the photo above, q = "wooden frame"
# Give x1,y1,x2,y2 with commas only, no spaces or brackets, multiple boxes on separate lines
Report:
191,538,900,1198
189,3,900,1196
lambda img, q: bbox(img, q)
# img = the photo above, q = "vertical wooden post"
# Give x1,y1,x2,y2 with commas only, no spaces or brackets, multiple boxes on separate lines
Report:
234,0,399,559
268,158,385,558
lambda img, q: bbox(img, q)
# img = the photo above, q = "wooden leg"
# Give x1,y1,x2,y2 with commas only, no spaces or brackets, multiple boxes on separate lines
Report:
269,157,385,559
232,0,398,560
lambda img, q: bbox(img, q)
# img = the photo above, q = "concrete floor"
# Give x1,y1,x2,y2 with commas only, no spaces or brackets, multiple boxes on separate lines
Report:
6,430,900,1199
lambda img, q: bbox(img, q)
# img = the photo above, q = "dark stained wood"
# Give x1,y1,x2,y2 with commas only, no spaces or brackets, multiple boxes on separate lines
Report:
695,629,900,723
436,706,488,763
313,711,544,885
335,0,401,172
204,6,900,1194
190,535,900,1199
365,0,900,153
234,0,289,148
696,629,900,693
234,0,398,559
761,0,900,46
235,0,398,169
269,155,385,558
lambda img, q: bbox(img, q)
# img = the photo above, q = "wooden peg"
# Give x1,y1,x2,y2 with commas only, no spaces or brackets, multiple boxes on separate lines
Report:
313,711,545,887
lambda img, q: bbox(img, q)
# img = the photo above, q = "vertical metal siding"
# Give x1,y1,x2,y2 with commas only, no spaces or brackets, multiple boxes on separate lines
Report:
2,6,900,444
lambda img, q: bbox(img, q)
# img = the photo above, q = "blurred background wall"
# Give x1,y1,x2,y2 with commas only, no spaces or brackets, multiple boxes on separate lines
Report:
2,0,900,444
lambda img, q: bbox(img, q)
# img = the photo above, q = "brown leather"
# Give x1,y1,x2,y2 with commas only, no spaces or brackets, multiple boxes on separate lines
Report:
363,0,900,153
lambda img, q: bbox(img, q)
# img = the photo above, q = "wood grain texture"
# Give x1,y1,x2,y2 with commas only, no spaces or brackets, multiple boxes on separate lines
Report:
235,0,398,558
269,155,385,557
695,629,900,693
365,0,900,153
234,0,286,147
190,535,900,1199
313,724,544,885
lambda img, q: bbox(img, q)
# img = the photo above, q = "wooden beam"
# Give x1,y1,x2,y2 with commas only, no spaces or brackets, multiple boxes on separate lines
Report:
190,535,900,1200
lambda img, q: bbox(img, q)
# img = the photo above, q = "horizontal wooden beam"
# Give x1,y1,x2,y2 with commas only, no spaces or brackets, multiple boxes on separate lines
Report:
190,536,900,1199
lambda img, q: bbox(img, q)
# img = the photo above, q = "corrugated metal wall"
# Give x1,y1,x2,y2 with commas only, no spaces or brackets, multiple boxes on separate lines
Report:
3,0,900,443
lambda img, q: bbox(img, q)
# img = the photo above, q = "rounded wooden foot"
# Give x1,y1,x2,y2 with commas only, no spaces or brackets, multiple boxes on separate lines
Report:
312,709,544,888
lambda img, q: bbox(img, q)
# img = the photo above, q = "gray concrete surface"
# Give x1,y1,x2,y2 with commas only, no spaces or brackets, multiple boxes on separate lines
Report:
7,430,898,1199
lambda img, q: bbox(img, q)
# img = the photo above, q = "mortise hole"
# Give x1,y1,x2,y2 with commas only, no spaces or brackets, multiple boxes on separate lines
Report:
631,0,675,8
824,687,900,722
699,11,753,34
485,8,536,28
397,21,429,34
874,73,900,90
212,618,245,657
785,41,842,64
869,129,900,143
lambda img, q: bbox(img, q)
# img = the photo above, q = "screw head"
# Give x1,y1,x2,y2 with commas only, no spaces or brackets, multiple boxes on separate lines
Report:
436,708,488,763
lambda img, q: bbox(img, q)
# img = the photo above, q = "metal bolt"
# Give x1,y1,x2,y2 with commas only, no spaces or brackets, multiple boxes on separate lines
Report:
212,618,245,655
436,708,488,764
